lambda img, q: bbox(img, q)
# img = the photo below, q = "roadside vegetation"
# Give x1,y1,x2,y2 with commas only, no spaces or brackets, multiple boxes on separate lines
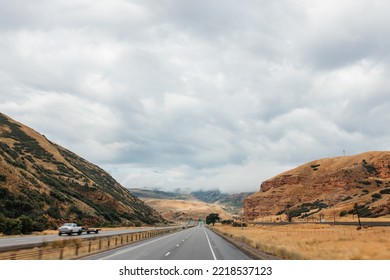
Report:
212,223,390,259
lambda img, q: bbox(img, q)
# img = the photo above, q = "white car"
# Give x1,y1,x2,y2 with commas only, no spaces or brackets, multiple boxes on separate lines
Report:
58,223,83,236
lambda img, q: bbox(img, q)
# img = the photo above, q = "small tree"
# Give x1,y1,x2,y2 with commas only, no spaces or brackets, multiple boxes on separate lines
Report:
18,215,34,234
206,213,220,226
3,218,22,235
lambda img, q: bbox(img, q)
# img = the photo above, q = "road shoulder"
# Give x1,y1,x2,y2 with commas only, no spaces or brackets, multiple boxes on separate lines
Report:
207,226,281,260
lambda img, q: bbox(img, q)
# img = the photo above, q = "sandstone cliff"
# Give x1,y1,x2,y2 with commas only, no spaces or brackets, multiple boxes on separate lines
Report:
244,151,390,221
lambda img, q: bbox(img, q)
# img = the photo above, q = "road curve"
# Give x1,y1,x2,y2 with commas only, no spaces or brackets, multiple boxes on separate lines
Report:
82,225,251,260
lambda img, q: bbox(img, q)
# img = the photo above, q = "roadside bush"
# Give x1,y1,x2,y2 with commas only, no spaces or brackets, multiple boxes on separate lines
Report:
232,222,247,227
134,221,142,227
0,214,5,232
0,174,6,182
2,218,22,235
18,215,34,234
371,193,382,199
32,216,48,232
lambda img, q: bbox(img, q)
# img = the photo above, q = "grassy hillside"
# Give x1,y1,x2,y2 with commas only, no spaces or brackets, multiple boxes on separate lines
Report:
0,113,165,234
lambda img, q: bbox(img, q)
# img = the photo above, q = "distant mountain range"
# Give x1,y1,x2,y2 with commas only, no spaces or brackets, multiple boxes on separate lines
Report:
0,112,165,234
128,188,254,218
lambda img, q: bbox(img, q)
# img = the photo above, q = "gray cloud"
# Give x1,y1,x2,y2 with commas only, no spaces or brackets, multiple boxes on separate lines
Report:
1,0,389,193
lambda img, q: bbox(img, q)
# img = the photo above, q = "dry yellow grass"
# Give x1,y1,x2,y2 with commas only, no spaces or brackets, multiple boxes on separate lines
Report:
143,198,233,222
213,223,390,260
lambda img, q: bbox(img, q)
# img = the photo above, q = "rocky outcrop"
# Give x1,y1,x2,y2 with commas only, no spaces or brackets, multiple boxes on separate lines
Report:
244,151,390,221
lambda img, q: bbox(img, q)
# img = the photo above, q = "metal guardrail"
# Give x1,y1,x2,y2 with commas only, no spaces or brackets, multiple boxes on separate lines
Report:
0,227,182,260
251,221,390,227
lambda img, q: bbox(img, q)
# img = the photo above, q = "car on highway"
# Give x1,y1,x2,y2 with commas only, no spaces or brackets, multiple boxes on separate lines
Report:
58,223,100,236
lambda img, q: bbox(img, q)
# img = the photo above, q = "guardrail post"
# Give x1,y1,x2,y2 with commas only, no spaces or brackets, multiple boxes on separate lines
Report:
75,244,79,256
88,241,92,253
59,248,64,260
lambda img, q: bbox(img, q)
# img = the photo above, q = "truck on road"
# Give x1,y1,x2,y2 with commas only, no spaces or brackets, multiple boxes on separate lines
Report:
58,223,101,236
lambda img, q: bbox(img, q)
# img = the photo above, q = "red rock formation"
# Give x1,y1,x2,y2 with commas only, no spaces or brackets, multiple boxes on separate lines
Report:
244,151,390,221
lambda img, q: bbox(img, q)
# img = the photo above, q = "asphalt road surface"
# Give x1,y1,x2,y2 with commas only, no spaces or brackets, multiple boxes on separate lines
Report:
82,225,251,260
0,227,177,251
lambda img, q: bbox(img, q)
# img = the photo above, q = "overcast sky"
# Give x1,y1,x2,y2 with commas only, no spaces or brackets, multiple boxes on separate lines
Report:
1,0,389,193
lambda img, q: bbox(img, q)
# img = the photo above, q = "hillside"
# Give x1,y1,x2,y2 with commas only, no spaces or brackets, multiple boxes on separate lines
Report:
128,188,194,200
141,198,233,222
0,113,165,234
191,190,254,212
244,151,390,222
129,188,254,221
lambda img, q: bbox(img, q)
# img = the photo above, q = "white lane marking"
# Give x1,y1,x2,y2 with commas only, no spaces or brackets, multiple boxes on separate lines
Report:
202,227,217,260
97,230,187,260
165,252,171,257
176,244,180,247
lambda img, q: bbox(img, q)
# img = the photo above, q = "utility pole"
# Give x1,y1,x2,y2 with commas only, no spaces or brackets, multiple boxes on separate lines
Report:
354,203,362,229
332,204,336,224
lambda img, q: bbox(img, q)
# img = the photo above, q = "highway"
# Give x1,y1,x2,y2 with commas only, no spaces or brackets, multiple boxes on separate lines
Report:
0,226,177,251
82,225,251,260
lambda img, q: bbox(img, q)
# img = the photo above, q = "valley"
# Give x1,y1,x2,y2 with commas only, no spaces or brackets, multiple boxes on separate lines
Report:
1,112,390,260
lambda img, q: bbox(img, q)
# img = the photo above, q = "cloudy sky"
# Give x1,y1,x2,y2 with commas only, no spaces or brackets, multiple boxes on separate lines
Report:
1,0,389,193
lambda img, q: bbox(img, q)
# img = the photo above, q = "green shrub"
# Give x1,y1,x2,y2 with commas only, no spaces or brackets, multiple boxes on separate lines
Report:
339,211,348,217
357,180,371,185
2,218,22,235
18,215,34,234
362,161,378,174
232,222,247,227
379,188,390,195
47,206,62,219
32,216,48,232
68,205,84,219
0,187,10,198
371,193,382,199
357,206,374,218
134,221,142,227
